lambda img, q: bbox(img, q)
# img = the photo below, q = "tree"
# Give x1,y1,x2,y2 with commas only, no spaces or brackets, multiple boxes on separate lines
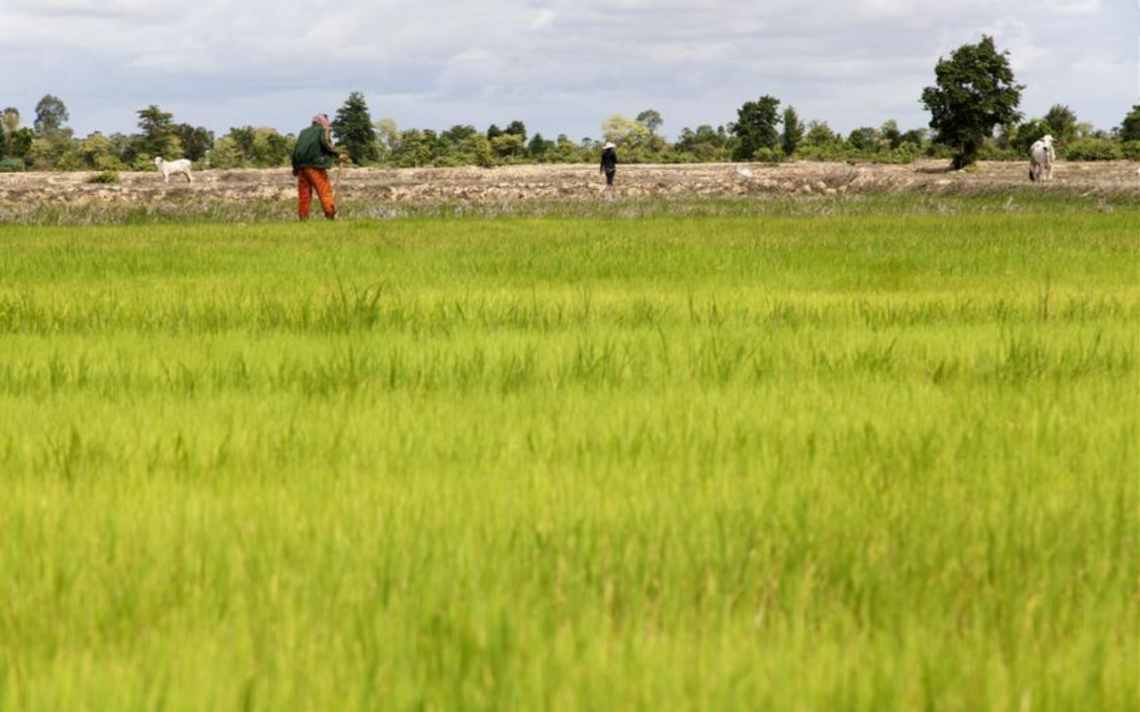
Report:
136,105,179,158
486,124,503,140
880,120,902,149
34,95,69,135
803,120,838,148
332,91,379,164
731,95,780,161
920,35,1024,169
636,109,664,135
174,124,214,162
1119,106,1140,142
527,133,554,160
79,132,121,170
1043,105,1079,143
601,115,650,147
781,106,804,157
846,127,880,152
504,120,527,142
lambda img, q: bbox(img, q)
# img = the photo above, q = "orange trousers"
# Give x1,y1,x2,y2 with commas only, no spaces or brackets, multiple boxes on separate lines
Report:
296,167,335,219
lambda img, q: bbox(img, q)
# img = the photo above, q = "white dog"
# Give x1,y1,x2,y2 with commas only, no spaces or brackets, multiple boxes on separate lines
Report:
154,156,193,183
1028,135,1056,182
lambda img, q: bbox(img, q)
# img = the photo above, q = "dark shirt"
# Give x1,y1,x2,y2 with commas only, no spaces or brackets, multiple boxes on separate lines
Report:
292,123,339,173
600,148,618,172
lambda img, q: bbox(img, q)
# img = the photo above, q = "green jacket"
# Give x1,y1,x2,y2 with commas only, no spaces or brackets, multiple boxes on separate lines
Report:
292,123,339,173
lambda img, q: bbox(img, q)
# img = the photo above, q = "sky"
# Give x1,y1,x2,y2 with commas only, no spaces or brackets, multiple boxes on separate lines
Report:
1,0,1135,140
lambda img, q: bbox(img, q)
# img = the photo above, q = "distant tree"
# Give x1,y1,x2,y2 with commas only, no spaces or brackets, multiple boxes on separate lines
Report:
803,120,838,147
636,109,664,135
491,133,526,160
601,115,650,146
1119,105,1140,142
79,132,121,170
781,106,804,156
504,120,527,142
731,95,780,160
880,119,902,149
136,105,179,158
899,128,928,148
442,125,479,144
374,118,400,161
333,91,378,164
486,124,503,140
173,124,214,162
1043,104,1079,143
527,132,554,160
846,127,880,152
921,35,1023,169
34,95,69,135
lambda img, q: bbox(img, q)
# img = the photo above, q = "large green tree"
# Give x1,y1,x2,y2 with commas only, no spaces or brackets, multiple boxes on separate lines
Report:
921,35,1023,169
34,95,69,135
333,91,379,164
781,105,804,157
136,105,179,158
174,124,214,162
731,95,781,161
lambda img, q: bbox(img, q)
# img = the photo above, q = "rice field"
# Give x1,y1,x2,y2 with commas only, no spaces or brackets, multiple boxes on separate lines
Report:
0,210,1136,711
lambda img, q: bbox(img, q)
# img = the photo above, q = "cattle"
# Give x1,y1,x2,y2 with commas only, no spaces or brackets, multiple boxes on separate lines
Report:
1028,135,1056,182
153,157,193,184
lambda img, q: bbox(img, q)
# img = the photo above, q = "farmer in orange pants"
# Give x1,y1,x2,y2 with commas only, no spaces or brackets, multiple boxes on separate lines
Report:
291,113,346,220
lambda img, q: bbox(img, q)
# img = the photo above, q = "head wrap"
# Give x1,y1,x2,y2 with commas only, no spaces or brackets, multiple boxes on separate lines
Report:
313,113,331,130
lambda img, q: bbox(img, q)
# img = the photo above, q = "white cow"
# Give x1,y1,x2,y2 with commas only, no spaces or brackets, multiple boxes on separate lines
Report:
154,156,193,183
1028,135,1056,182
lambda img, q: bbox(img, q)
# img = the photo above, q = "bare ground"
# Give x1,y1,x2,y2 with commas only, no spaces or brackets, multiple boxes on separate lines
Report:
1,160,1137,209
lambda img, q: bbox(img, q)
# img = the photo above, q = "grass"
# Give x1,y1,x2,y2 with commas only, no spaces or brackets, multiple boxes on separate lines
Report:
0,210,1137,710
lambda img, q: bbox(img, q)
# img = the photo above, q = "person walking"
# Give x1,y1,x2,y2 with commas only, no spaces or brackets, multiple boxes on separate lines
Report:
292,113,346,220
600,142,618,186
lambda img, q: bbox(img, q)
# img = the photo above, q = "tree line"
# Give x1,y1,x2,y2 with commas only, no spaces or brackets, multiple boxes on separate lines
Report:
3,36,1139,174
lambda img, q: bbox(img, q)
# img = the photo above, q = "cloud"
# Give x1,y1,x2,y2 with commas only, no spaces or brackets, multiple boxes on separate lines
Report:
0,0,1132,139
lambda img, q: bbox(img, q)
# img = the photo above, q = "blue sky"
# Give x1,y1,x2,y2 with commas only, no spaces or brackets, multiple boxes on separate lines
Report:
1,0,1135,140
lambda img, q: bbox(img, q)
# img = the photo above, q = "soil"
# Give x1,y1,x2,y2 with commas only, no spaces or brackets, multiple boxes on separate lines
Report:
1,160,1137,207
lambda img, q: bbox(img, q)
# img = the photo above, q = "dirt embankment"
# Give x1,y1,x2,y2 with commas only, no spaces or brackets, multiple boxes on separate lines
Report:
0,160,1136,208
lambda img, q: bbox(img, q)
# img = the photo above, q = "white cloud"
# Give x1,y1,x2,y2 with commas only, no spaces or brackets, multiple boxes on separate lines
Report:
0,0,1133,139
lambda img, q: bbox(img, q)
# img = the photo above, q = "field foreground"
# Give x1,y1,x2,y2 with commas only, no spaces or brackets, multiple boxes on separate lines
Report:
0,212,1137,710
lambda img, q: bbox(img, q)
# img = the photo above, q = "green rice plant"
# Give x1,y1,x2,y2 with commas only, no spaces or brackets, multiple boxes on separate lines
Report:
0,211,1135,710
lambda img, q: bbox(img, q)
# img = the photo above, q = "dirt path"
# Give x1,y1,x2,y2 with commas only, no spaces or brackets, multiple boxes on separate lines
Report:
0,160,1136,207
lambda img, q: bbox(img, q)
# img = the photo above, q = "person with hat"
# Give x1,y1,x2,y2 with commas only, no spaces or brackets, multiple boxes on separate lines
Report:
600,142,618,186
291,113,348,220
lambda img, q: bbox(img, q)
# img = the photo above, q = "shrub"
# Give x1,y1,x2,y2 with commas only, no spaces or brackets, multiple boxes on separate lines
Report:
1121,141,1140,161
752,147,783,164
1062,138,1123,161
0,157,25,173
88,169,120,184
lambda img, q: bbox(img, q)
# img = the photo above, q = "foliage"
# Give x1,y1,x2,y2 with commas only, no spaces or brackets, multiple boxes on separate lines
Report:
33,94,69,135
732,95,780,161
1122,141,1140,161
0,215,1135,710
87,168,121,184
174,124,215,162
601,115,650,147
79,132,123,170
136,105,180,159
1044,104,1080,143
636,109,664,135
1063,137,1123,161
921,35,1024,169
1118,105,1140,142
333,91,379,164
0,157,24,172
781,106,804,157
504,120,527,142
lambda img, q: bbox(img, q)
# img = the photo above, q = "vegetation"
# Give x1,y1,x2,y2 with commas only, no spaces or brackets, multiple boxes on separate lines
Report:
333,91,380,165
921,35,1024,169
0,209,1135,709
